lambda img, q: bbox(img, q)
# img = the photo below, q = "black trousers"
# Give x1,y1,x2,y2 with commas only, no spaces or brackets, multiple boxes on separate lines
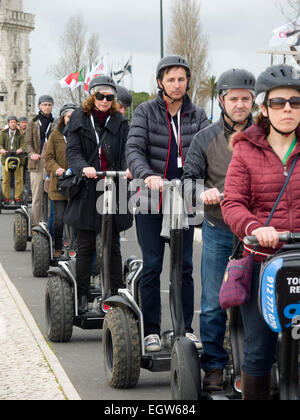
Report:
53,200,68,250
76,225,123,297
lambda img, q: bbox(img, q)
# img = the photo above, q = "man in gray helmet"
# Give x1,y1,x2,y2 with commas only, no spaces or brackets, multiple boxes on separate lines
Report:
25,95,54,228
126,55,209,353
117,85,132,116
183,68,256,391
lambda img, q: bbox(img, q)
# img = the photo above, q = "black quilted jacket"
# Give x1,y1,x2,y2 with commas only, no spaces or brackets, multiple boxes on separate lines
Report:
126,91,209,181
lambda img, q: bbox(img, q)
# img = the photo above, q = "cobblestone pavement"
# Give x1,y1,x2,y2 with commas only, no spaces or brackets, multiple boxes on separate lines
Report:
0,264,76,400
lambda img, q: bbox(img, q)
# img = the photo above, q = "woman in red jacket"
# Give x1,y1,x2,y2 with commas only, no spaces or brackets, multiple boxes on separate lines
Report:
222,64,300,399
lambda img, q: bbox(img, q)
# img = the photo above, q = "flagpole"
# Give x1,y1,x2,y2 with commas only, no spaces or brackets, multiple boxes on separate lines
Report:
160,0,164,58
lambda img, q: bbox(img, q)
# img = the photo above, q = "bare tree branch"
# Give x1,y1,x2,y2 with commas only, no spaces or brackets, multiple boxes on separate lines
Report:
48,14,100,107
166,0,210,106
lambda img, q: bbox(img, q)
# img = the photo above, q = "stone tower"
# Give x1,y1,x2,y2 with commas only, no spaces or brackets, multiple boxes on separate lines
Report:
0,0,36,127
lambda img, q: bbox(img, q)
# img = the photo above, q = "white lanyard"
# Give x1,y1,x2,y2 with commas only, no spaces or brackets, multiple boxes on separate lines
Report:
90,115,111,161
90,115,111,143
9,130,16,149
38,120,52,142
170,109,183,168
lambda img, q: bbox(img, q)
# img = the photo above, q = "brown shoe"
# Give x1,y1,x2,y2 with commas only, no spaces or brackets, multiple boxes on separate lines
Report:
203,370,224,391
54,249,62,258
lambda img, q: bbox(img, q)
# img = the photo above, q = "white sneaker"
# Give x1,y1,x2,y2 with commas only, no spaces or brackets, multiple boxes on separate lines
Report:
186,333,202,350
145,334,161,352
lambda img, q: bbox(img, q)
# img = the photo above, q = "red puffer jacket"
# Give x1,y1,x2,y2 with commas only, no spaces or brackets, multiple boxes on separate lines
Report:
221,124,300,261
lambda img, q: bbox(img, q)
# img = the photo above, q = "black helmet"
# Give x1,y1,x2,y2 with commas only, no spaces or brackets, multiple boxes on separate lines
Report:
38,95,54,105
116,86,132,107
255,64,300,97
59,103,76,117
217,69,256,95
156,55,191,80
88,75,116,95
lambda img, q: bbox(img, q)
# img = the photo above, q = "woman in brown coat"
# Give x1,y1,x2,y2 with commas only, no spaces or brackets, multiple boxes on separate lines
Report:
46,104,76,257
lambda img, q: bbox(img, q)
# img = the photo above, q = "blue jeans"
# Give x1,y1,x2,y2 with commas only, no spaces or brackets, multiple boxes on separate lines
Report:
136,214,195,337
200,219,234,371
241,262,278,376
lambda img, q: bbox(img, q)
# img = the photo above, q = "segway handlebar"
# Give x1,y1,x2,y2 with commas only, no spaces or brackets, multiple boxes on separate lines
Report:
82,171,127,178
244,232,300,246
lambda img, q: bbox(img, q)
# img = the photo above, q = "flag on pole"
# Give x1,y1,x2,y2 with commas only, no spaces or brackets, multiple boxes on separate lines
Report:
84,56,110,93
269,19,300,48
113,57,132,84
59,69,85,91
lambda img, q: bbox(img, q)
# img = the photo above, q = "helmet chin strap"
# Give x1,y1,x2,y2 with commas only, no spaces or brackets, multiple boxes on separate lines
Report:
160,83,184,104
266,110,295,137
221,104,250,133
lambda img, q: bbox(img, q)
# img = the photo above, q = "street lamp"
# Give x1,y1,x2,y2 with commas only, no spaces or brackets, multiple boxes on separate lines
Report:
160,0,164,58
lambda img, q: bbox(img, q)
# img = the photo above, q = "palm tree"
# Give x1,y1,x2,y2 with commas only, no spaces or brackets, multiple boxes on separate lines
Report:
201,75,218,122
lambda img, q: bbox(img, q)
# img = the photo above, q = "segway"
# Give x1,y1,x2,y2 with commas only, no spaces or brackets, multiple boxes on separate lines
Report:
45,171,124,343
244,232,300,400
0,151,28,213
170,192,244,400
103,179,197,390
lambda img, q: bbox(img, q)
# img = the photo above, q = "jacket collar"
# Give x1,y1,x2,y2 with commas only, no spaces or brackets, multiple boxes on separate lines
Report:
67,108,125,140
232,123,300,151
156,91,195,115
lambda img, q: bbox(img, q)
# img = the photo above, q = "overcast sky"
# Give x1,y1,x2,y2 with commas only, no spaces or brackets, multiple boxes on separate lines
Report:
23,0,290,113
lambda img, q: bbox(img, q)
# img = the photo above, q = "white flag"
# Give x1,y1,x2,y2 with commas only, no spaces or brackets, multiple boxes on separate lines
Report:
84,56,110,93
269,19,300,48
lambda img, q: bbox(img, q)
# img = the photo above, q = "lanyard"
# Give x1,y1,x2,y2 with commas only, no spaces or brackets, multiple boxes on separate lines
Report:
9,130,16,149
90,114,111,146
282,137,297,165
170,109,183,168
170,109,181,155
38,120,52,142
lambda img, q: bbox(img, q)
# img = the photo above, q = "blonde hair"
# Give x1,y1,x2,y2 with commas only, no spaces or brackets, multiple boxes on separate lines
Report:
82,94,120,115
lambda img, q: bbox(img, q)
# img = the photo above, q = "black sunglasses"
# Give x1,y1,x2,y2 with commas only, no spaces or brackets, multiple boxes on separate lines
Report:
267,97,300,110
95,92,115,102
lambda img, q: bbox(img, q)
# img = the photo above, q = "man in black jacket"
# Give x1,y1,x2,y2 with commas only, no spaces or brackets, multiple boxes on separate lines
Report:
126,56,209,352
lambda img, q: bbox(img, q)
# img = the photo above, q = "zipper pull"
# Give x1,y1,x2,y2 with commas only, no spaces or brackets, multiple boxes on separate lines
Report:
283,165,288,177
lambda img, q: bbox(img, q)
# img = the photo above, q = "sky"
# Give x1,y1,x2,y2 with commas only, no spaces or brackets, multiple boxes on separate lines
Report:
22,0,292,115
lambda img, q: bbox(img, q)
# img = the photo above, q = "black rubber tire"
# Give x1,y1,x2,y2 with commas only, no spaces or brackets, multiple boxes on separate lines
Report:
45,276,74,343
31,232,51,277
14,213,28,252
171,337,201,400
103,306,141,389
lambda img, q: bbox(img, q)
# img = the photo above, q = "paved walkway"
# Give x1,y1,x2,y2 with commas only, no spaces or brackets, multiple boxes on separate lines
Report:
0,263,81,401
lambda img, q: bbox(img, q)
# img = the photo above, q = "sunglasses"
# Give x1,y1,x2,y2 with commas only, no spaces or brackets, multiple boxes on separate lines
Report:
95,92,115,102
267,97,300,110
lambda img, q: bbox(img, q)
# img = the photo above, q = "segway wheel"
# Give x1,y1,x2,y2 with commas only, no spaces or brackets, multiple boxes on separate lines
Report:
14,212,28,251
171,337,201,401
103,306,141,389
31,232,51,277
45,276,74,343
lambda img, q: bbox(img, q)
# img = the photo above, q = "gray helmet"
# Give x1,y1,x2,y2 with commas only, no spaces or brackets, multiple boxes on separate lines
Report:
7,115,18,122
88,75,116,95
59,103,76,117
116,86,132,108
156,55,191,80
217,69,256,95
38,95,54,106
255,64,300,97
